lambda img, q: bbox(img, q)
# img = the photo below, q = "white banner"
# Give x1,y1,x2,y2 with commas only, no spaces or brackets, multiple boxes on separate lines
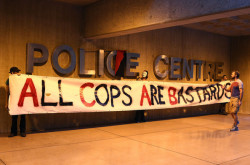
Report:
8,74,231,115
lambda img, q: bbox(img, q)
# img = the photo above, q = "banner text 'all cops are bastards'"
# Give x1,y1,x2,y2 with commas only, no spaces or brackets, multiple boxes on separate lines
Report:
9,74,231,115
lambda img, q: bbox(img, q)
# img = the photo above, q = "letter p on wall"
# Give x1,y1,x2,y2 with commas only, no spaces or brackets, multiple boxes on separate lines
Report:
26,43,49,74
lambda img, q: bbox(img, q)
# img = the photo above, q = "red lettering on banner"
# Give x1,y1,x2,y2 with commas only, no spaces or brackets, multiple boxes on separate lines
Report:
168,87,177,105
80,83,96,107
18,78,39,107
140,85,152,106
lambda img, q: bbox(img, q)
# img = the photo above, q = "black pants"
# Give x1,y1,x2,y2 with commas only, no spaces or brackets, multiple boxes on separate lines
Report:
11,115,26,134
135,110,145,122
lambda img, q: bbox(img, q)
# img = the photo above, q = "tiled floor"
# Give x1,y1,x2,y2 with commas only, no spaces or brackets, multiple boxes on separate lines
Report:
1,114,250,165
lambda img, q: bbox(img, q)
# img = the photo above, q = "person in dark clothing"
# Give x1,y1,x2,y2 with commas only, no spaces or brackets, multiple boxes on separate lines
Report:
135,70,148,123
5,67,26,137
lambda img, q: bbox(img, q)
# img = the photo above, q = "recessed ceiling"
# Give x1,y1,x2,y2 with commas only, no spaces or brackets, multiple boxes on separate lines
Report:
184,14,250,36
54,0,99,6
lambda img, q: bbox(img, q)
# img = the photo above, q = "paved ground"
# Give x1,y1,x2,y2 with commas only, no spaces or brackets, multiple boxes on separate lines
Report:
0,114,250,165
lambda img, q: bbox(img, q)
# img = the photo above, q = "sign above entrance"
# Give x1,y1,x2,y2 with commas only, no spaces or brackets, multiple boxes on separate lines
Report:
26,43,224,81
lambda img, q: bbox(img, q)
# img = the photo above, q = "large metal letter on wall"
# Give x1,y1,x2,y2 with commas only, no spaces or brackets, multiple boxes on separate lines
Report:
26,43,49,74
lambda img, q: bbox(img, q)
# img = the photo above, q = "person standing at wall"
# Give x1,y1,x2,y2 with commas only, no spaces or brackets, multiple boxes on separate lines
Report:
223,71,243,131
135,70,148,123
5,67,26,137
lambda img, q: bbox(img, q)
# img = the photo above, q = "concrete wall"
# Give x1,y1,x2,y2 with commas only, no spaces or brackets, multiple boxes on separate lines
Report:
0,0,231,134
83,0,250,39
231,36,250,114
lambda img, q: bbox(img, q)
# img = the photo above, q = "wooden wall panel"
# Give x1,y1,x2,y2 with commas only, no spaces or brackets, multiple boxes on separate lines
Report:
81,27,230,83
231,36,250,114
0,0,83,133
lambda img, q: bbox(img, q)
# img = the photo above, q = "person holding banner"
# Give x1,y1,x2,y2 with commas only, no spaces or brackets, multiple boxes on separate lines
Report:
223,71,243,131
135,70,148,123
5,67,26,137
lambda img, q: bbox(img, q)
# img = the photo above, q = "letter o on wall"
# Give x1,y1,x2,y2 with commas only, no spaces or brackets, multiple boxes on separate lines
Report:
52,45,76,75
